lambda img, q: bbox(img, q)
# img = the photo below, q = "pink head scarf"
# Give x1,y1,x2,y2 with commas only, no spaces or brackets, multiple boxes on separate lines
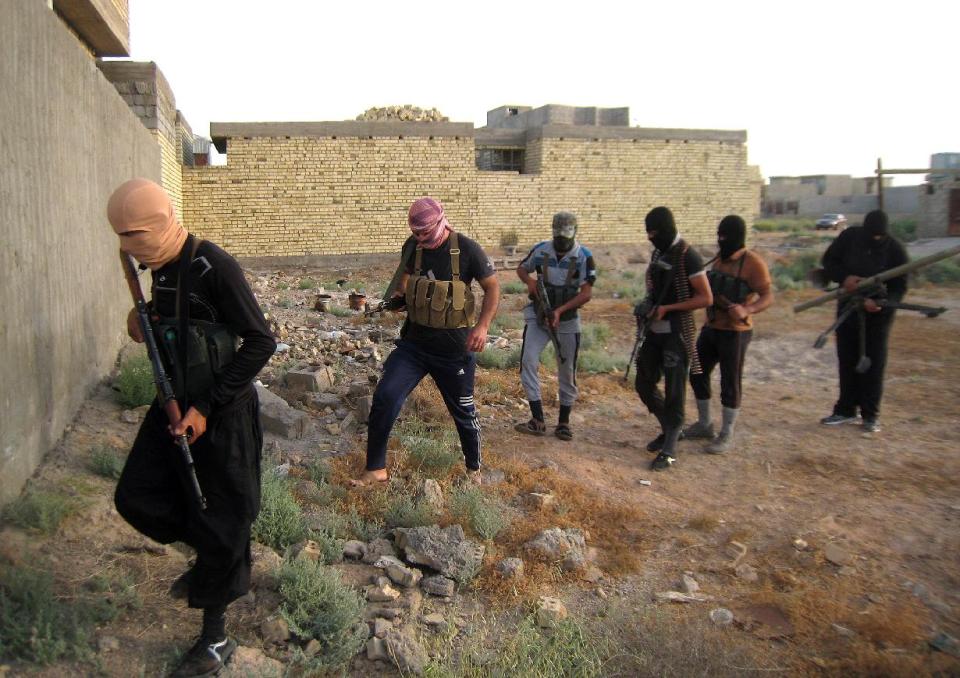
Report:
107,178,187,270
408,197,451,249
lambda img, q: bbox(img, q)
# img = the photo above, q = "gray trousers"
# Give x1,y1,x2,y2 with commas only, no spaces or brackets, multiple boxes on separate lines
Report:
520,321,580,407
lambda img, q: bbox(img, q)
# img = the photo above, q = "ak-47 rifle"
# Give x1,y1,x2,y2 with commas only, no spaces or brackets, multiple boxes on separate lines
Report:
119,252,206,510
365,239,417,316
624,258,673,382
534,263,565,364
795,243,960,374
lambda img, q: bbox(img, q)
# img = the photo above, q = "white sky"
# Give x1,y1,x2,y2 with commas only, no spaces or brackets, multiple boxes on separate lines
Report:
128,0,958,185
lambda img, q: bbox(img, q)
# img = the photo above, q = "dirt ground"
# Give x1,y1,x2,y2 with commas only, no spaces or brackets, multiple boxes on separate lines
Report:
2,237,959,677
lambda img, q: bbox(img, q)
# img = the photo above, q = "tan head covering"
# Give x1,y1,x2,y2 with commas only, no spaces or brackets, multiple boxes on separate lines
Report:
107,178,187,270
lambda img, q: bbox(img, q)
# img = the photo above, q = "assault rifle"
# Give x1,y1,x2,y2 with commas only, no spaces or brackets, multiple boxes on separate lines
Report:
365,239,417,316
119,252,206,510
534,264,565,364
795,243,960,374
624,259,673,382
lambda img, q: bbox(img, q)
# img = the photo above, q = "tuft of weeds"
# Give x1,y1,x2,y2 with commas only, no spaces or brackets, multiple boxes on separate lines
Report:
450,485,510,541
403,431,462,474
0,566,94,664
2,489,76,535
276,559,366,672
501,281,527,295
329,305,354,318
915,258,960,285
578,349,627,374
298,277,317,290
276,281,289,291
307,527,345,565
87,444,125,480
307,507,351,539
383,494,437,529
771,250,821,290
346,505,384,541
115,354,155,408
307,459,332,485
252,471,309,551
83,569,142,622
476,346,522,370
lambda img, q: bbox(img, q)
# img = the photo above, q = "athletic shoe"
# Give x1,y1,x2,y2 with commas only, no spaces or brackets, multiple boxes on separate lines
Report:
705,433,731,454
819,414,858,426
651,453,676,471
515,419,546,436
169,636,236,678
683,421,715,440
862,418,881,433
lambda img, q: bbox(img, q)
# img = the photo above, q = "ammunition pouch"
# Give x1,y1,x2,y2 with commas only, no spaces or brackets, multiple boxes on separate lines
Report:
545,283,579,322
155,318,238,402
404,231,477,329
706,255,751,322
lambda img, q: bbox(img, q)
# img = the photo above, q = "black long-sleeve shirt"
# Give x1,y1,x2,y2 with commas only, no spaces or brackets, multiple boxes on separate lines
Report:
150,240,275,416
821,227,909,306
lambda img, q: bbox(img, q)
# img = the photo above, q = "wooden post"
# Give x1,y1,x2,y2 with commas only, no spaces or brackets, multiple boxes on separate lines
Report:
877,157,884,212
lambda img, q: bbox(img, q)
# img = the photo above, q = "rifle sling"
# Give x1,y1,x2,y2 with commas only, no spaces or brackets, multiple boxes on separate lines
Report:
174,234,202,408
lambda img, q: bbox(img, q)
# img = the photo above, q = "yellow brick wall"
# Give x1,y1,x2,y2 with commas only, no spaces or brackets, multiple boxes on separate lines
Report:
182,134,761,256
154,130,182,221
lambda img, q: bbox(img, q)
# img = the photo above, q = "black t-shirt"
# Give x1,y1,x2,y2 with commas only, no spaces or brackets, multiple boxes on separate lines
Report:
647,240,705,333
400,232,496,354
150,239,276,416
821,227,909,310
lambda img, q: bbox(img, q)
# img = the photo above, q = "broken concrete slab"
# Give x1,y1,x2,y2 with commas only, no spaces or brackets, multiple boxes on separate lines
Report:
256,384,309,439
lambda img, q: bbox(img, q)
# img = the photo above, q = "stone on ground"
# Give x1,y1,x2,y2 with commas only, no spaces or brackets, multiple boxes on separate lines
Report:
394,525,484,583
421,574,456,598
536,597,568,627
495,557,524,579
256,383,309,439
524,527,587,561
222,647,284,677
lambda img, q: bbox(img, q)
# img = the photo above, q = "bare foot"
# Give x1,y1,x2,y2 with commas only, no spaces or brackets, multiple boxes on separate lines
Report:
466,469,482,485
349,469,389,487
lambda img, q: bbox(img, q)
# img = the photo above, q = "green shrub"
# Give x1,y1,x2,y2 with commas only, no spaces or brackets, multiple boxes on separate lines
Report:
308,527,345,565
502,281,526,295
88,444,125,480
277,281,290,290
252,472,309,551
916,258,960,284
771,250,821,290
477,346,522,370
3,490,75,534
298,277,317,290
309,507,350,539
346,506,384,541
384,495,436,529
312,480,348,506
83,570,142,622
449,485,510,541
276,559,366,671
404,434,462,473
578,349,628,374
329,305,354,317
889,218,917,243
580,323,611,351
307,459,332,485
0,566,94,664
115,354,155,408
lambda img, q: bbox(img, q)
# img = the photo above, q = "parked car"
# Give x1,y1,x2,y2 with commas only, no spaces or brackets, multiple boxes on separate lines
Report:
815,213,848,230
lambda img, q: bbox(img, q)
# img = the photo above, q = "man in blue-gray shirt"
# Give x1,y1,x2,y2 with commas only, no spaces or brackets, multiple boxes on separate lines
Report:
515,212,597,441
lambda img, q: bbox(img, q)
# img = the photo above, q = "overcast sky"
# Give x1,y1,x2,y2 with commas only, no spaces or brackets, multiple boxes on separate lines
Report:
128,0,958,185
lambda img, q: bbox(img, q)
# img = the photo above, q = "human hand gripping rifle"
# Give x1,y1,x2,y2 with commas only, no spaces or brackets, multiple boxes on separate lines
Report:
364,238,417,317
624,259,673,382
795,243,959,373
119,252,207,510
534,264,565,364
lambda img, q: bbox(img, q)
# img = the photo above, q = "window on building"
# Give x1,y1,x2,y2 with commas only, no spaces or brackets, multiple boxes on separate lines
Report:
476,148,525,172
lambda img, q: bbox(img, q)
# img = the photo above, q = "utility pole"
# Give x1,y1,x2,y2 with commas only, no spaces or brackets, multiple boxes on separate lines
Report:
877,157,884,212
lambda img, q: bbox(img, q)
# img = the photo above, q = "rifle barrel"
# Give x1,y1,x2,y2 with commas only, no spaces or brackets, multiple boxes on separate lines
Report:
793,243,960,313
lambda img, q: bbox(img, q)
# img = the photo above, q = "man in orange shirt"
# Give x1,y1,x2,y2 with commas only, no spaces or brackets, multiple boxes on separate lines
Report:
685,215,773,454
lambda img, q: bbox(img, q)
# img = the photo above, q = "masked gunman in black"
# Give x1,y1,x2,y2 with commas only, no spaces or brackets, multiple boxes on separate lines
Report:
108,178,275,677
634,207,713,470
685,215,773,453
819,210,908,433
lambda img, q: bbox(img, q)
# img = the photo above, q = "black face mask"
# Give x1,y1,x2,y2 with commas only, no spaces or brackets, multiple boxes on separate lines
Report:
717,215,746,260
647,229,676,253
644,206,678,253
553,236,574,253
862,210,889,242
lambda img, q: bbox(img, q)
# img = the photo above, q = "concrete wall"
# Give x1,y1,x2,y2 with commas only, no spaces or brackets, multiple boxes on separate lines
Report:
918,177,960,238
183,122,760,255
0,1,160,504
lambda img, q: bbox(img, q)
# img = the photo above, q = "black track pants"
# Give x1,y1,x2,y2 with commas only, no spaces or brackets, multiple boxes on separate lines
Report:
115,391,262,609
833,310,894,419
635,332,690,431
690,327,753,409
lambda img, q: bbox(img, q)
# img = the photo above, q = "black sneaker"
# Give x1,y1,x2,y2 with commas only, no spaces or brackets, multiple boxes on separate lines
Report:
820,414,858,426
651,453,676,471
862,418,881,433
646,430,684,452
169,636,236,678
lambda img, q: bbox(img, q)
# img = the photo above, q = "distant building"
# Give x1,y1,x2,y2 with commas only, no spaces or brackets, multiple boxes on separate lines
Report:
918,153,960,238
761,174,919,220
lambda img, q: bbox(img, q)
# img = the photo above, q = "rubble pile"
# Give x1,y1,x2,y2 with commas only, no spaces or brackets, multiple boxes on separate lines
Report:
356,105,448,122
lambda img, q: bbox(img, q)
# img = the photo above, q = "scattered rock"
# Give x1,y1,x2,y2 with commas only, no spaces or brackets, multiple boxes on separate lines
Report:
120,409,141,424
681,574,700,593
638,479,652,486
528,492,556,509
383,628,429,675
251,542,283,590
735,604,795,639
357,395,374,424
366,636,390,662
832,623,856,638
709,608,734,625
422,613,447,630
385,562,423,588
343,540,366,560
0,529,29,566
537,459,560,472
725,541,748,567
367,582,401,603
421,575,456,598
362,538,397,565
582,566,603,583
288,540,325,563
97,636,120,653
525,528,587,562
395,525,484,583
929,632,960,658
421,479,444,511
655,591,713,604
303,639,321,657
256,383,309,439
482,468,506,485
221,646,284,677
536,597,569,627
735,564,759,582
373,555,406,569
496,557,525,579
261,617,290,644
285,365,335,393
560,550,587,572
792,538,808,551
373,618,393,639
823,542,854,566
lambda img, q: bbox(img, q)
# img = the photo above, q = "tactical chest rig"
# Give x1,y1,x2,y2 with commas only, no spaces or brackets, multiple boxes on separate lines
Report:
706,254,752,322
536,250,580,322
405,231,477,329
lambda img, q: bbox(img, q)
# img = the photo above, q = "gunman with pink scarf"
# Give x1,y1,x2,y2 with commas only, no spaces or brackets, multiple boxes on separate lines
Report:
354,197,500,485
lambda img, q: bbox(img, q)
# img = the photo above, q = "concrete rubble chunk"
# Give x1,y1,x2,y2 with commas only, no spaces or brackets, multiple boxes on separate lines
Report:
373,617,393,638
536,597,568,627
383,628,429,675
256,383,309,439
421,575,455,598
222,647,284,677
386,563,423,588
524,528,587,562
681,574,700,593
735,563,759,582
655,591,714,603
362,538,398,564
824,542,854,566
421,479,444,511
495,557,525,579
357,395,374,424
367,582,401,603
343,540,366,560
260,617,290,644
394,525,484,583
709,608,734,625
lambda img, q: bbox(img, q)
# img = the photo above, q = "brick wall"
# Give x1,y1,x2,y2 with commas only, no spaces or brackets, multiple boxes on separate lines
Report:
182,127,761,256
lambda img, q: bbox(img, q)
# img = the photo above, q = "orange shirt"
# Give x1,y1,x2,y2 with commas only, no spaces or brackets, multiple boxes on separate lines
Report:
706,249,771,331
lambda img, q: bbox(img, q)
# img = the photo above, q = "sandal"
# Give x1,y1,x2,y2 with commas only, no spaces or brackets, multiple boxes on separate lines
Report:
515,419,546,436
555,423,574,441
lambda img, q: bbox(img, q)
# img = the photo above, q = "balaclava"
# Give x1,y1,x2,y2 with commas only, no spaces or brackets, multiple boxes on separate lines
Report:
408,197,451,250
551,211,578,254
107,178,187,270
863,210,889,241
717,214,746,260
645,206,677,253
